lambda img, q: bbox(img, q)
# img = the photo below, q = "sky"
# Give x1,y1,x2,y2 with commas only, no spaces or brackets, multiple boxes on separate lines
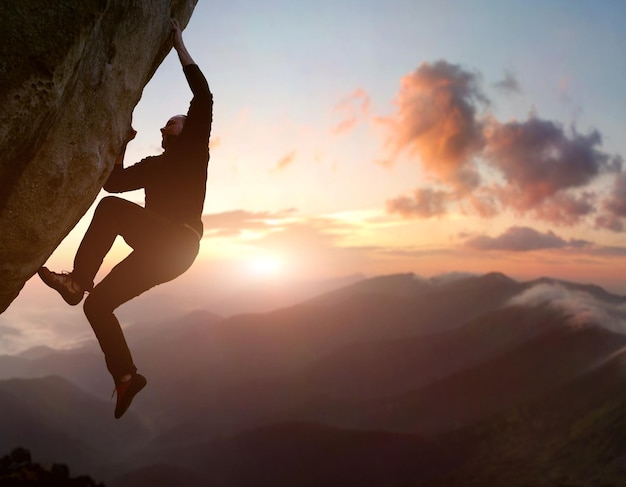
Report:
2,0,626,353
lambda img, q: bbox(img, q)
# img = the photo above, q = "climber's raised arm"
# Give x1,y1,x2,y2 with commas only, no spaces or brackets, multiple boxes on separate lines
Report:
169,18,212,141
171,19,194,67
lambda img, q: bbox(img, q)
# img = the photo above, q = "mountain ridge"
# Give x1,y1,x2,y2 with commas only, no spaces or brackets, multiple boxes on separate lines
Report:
1,270,626,485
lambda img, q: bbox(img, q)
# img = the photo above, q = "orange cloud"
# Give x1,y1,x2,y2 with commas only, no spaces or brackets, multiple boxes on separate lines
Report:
202,209,297,237
332,88,370,135
209,136,222,150
381,60,486,191
272,151,296,172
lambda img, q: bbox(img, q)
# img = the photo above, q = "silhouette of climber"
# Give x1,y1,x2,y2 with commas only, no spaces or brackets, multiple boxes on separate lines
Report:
38,19,212,418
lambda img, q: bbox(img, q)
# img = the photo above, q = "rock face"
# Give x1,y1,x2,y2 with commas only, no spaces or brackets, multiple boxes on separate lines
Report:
0,0,198,313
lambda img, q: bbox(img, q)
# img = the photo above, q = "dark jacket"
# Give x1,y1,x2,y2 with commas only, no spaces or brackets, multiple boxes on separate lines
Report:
104,64,213,238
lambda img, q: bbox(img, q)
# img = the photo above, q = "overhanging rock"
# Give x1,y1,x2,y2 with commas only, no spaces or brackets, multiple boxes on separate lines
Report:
0,0,199,313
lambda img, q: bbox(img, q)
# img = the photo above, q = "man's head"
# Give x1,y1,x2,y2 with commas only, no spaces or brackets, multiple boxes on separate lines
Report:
160,115,187,149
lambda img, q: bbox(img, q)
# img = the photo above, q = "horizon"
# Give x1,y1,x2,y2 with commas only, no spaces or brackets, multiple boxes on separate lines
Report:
2,0,626,353
2,266,625,356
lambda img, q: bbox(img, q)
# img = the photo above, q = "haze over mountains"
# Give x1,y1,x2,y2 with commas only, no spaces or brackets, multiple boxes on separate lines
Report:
2,271,626,486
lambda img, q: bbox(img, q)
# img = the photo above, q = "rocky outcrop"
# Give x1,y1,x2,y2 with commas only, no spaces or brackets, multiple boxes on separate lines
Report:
0,1,198,312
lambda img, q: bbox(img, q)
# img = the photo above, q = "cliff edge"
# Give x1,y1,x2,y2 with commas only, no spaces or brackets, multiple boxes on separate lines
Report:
0,0,198,312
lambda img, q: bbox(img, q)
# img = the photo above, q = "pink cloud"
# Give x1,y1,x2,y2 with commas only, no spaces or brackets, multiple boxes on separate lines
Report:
484,119,611,210
332,88,370,135
595,214,624,232
386,188,449,218
603,172,626,216
596,172,626,232
531,191,596,226
464,226,590,252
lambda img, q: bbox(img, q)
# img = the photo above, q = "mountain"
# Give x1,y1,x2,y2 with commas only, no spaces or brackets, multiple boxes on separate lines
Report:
212,273,365,316
108,343,626,486
114,421,467,487
100,343,626,487
422,347,626,486
0,376,152,476
1,271,626,485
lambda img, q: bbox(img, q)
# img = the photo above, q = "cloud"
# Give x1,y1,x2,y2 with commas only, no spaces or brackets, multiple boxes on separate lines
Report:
202,209,297,237
484,119,613,210
596,172,626,232
332,88,370,135
272,151,296,172
463,226,590,252
0,323,21,338
508,283,626,334
208,136,222,150
587,245,626,257
595,213,624,232
201,209,380,273
531,191,596,226
381,60,487,191
380,61,622,229
0,300,90,355
386,187,450,218
467,191,499,218
493,70,521,94
604,173,626,216
236,214,387,280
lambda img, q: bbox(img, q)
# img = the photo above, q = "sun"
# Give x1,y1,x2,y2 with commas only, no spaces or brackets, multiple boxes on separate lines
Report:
248,255,282,277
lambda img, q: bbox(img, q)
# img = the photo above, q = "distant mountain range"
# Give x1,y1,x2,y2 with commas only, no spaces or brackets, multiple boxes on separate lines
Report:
1,271,626,486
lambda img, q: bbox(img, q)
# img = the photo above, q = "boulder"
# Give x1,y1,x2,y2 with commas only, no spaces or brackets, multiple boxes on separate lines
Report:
0,0,198,312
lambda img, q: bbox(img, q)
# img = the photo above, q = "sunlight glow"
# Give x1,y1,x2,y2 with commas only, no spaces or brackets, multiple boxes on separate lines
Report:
249,255,282,277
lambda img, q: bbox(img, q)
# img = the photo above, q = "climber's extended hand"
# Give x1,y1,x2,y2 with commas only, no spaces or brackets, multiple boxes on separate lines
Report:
170,18,194,66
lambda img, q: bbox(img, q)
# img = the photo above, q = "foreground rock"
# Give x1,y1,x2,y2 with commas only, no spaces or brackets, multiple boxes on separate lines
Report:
0,0,198,312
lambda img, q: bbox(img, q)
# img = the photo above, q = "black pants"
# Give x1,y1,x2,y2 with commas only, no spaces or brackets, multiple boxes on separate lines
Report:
72,196,199,382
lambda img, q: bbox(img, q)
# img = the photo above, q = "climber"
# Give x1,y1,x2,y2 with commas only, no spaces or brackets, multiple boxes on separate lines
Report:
37,18,212,419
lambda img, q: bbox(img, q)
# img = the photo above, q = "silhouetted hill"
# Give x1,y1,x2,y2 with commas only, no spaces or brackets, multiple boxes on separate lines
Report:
422,347,626,486
0,376,151,475
354,325,626,434
137,292,625,445
213,273,365,316
290,303,567,401
113,346,626,487
249,325,625,435
307,273,432,305
0,447,105,486
119,422,468,487
306,271,528,334
109,463,206,487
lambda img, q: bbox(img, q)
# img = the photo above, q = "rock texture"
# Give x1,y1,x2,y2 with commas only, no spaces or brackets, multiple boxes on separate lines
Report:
0,0,198,313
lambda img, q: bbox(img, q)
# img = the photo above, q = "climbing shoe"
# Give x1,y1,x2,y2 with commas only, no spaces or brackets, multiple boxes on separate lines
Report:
37,267,84,306
114,373,147,419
